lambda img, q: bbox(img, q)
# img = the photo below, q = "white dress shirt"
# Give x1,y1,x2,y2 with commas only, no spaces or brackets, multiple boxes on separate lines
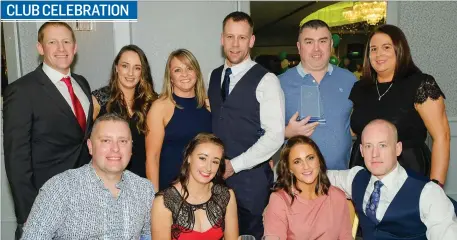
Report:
208,58,285,173
327,163,457,240
42,63,90,119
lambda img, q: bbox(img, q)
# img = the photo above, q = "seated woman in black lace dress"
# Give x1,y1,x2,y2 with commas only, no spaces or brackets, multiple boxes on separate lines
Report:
92,45,158,178
349,25,450,186
151,133,238,240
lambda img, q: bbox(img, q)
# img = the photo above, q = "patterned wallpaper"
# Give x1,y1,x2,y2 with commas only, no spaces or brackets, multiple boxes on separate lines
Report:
398,1,457,117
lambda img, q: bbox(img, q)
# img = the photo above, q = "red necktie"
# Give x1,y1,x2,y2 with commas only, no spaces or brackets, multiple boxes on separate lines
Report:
61,77,86,132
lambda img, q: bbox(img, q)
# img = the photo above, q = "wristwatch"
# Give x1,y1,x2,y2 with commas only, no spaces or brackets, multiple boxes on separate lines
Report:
431,179,444,188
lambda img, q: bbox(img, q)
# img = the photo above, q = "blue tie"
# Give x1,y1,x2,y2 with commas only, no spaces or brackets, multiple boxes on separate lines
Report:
221,68,232,101
366,180,383,223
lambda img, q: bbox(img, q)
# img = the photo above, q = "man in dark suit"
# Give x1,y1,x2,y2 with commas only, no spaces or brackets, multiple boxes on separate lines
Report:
3,22,93,240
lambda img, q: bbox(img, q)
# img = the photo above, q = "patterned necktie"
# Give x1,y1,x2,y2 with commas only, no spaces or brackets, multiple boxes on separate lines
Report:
61,77,86,132
221,68,232,101
366,180,383,223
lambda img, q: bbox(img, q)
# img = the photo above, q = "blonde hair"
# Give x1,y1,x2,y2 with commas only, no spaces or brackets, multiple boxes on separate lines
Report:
161,49,206,108
38,22,75,43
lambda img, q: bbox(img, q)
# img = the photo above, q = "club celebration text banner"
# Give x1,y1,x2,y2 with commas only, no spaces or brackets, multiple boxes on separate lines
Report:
1,1,138,21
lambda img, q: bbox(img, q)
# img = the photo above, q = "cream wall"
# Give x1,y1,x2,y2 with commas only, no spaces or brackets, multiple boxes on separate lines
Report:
131,1,240,92
387,1,457,200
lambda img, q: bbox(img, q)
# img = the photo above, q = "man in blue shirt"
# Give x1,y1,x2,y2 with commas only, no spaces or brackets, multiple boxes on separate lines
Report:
280,19,356,169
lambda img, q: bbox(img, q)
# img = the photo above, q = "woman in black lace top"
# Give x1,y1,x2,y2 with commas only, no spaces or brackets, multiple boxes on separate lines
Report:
151,133,238,240
349,25,450,186
92,45,158,177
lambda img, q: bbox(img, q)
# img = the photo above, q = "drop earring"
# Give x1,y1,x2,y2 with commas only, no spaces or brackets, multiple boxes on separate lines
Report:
290,173,296,196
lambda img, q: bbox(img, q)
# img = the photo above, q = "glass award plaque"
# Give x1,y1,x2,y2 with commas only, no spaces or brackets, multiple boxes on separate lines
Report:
299,85,326,124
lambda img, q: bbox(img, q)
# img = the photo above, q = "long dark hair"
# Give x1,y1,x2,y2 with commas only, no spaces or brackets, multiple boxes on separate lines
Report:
274,136,330,205
106,44,158,134
159,133,226,201
362,24,421,83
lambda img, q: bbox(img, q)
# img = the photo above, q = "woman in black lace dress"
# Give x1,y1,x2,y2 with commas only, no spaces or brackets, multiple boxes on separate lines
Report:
349,25,450,186
92,45,158,178
151,133,238,240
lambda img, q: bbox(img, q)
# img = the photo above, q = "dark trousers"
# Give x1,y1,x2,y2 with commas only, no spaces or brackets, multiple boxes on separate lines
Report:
226,161,273,240
15,224,23,240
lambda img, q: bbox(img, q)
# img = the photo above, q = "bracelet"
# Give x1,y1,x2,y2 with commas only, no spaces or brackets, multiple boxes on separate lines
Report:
431,179,444,188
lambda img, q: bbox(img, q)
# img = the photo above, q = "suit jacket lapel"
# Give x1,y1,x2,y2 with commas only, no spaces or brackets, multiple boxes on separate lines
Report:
35,65,82,131
72,74,91,102
72,73,93,136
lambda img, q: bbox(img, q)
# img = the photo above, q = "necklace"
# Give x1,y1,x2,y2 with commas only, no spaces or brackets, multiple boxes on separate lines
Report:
375,80,393,101
125,98,134,114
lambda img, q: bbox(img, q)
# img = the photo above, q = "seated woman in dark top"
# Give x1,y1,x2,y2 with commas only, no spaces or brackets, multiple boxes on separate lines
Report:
146,49,211,191
151,133,238,240
92,45,158,178
349,25,450,186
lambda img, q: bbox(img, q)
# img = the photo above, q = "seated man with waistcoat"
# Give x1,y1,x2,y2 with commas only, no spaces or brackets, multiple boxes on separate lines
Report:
21,113,155,240
327,119,457,240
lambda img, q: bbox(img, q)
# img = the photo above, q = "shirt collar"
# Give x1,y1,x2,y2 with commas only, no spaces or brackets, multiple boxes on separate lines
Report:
223,57,253,77
42,62,71,84
370,162,405,190
86,161,127,189
296,62,334,78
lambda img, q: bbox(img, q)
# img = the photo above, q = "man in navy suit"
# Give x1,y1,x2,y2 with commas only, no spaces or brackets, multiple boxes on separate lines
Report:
3,22,93,239
328,119,457,240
